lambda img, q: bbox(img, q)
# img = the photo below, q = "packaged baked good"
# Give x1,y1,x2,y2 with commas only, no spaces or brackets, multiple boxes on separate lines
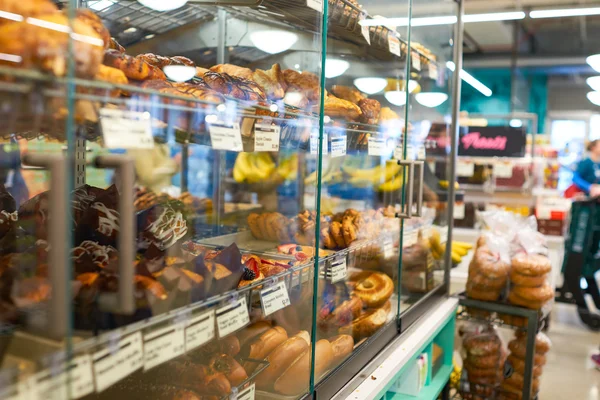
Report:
466,245,510,302
461,324,505,391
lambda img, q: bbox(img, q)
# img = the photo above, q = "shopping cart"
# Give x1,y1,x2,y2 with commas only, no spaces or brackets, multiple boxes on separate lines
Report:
557,197,600,330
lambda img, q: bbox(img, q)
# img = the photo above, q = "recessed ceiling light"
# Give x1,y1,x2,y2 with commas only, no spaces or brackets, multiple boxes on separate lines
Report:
123,27,137,34
530,7,600,19
415,92,448,108
509,119,523,128
324,59,350,79
144,34,155,40
587,76,600,91
353,77,387,95
163,65,196,82
250,30,298,54
587,91,600,106
138,0,187,11
384,90,407,107
587,55,600,73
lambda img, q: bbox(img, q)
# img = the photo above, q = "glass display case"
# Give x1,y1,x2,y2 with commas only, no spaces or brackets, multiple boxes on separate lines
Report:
0,0,461,398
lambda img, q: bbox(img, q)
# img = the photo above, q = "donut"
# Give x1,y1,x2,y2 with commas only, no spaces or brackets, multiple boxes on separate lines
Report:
506,355,543,377
511,253,551,276
470,246,510,279
463,334,501,356
510,270,547,287
468,269,508,290
514,331,551,354
466,282,502,301
339,301,391,340
319,295,363,329
465,354,502,369
508,291,548,310
511,283,553,303
350,271,394,308
330,221,346,248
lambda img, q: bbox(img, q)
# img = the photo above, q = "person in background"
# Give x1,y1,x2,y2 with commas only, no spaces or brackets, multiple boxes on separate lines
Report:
570,139,600,197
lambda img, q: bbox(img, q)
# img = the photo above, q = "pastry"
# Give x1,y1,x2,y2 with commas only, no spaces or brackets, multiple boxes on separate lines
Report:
508,337,551,359
464,364,498,379
237,321,272,348
103,49,166,81
339,301,391,340
243,326,288,373
209,354,247,386
510,270,547,287
329,221,346,248
0,0,57,24
109,38,125,53
511,253,552,276
508,291,547,309
202,71,266,101
466,282,502,302
379,107,400,121
465,354,502,369
510,283,553,304
342,215,358,247
514,331,551,354
470,246,510,279
256,332,310,390
468,270,508,290
319,295,363,330
506,355,544,376
282,69,320,101
330,85,365,104
321,94,362,120
497,313,529,328
247,213,264,240
77,8,110,50
253,63,287,100
357,98,381,125
463,334,501,356
350,271,394,308
328,334,354,366
210,63,254,80
321,227,336,250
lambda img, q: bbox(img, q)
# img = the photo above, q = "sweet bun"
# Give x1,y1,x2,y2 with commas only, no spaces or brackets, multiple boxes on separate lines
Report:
328,334,354,366
463,334,501,356
507,355,543,377
243,326,288,373
256,332,310,390
511,253,551,276
209,354,247,386
350,271,394,308
339,301,391,341
510,270,547,287
511,283,553,303
274,339,334,396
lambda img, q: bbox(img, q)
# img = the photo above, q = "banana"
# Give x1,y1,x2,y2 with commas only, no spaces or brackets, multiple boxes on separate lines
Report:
451,250,462,264
451,244,468,257
378,178,402,192
429,230,445,256
452,241,473,250
233,152,254,183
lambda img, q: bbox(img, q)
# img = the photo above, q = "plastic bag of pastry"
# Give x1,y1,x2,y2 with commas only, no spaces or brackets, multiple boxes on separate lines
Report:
460,323,505,390
508,252,554,311
466,244,510,302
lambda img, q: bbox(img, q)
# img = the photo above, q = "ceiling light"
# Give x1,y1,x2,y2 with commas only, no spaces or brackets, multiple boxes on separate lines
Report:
249,30,298,54
530,7,600,19
587,55,600,73
509,119,523,128
354,77,387,94
587,92,600,107
587,76,600,91
446,61,492,97
415,92,448,108
408,79,419,93
384,90,407,107
144,34,155,40
325,59,350,78
89,0,114,11
123,27,137,34
463,11,525,23
138,0,187,12
360,11,524,27
163,65,196,82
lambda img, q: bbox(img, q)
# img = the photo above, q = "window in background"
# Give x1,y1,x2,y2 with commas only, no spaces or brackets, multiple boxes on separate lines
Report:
550,119,587,191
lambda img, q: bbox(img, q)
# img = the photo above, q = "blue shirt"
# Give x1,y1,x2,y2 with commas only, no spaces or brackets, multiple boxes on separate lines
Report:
573,158,600,194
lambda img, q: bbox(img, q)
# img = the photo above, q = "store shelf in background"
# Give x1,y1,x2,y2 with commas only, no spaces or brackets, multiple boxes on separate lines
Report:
385,365,452,400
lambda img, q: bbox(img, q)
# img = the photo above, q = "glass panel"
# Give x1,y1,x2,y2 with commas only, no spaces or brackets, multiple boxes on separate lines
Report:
402,0,458,312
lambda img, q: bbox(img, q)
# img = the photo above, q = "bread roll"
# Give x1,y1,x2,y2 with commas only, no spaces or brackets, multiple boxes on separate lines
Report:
274,339,334,396
328,334,354,366
237,321,271,348
243,326,288,373
255,332,310,390
511,253,551,276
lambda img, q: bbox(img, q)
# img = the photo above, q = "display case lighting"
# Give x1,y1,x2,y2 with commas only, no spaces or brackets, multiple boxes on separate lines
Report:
415,92,448,108
138,0,187,11
325,59,350,78
384,90,407,106
509,119,523,128
250,30,298,54
163,65,196,82
359,11,524,27
353,77,387,94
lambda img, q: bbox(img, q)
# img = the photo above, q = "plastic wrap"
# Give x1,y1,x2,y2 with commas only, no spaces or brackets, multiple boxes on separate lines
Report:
461,324,505,396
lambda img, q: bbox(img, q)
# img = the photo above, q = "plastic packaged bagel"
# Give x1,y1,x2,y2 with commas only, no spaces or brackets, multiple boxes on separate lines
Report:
461,323,505,390
466,243,510,302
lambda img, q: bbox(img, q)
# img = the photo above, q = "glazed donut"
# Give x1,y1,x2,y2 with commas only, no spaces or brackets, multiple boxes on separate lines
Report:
511,253,551,276
339,301,391,341
463,334,502,356
468,269,508,290
470,246,510,279
466,282,502,301
508,291,547,310
507,355,543,377
510,270,547,287
465,354,502,369
514,331,551,354
350,271,394,308
511,283,554,303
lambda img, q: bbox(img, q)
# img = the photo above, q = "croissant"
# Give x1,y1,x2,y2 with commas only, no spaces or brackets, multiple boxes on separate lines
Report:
76,9,111,50
104,50,166,81
210,64,254,80
358,98,381,125
253,63,287,100
331,85,365,104
202,71,266,101
94,65,128,97
380,107,400,121
109,38,125,53
319,94,362,121
283,69,320,101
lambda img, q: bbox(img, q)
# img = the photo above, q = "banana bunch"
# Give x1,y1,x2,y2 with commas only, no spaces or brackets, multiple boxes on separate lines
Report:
305,157,344,185
277,154,298,181
342,160,403,191
233,152,277,183
429,230,473,264
449,361,462,390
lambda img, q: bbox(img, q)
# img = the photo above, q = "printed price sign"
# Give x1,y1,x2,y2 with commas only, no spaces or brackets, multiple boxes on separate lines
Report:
388,33,401,56
454,202,465,219
307,0,323,12
412,51,421,71
494,162,513,178
238,383,256,400
31,355,94,400
100,108,154,149
143,323,185,371
457,161,474,177
209,122,243,152
254,124,280,152
368,137,386,156
429,62,439,80
330,135,347,157
93,332,143,393
360,13,371,44
310,132,328,155
216,298,250,338
393,146,404,160
260,281,291,316
330,256,347,283
185,310,216,352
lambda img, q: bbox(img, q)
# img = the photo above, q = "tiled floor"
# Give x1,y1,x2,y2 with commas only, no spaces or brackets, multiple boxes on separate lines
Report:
538,303,599,400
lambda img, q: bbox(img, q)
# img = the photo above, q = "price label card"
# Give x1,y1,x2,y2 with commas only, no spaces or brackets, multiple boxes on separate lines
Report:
330,256,347,284
0,383,21,400
360,13,371,44
368,137,386,156
388,33,401,56
494,162,513,178
238,383,256,400
307,0,323,12
330,135,347,158
143,323,185,371
32,354,94,400
209,122,243,152
185,310,216,352
457,161,474,177
404,231,418,247
384,237,394,259
454,202,465,220
260,281,291,317
412,51,421,71
100,108,154,149
417,145,426,160
216,297,250,338
254,124,280,152
93,332,143,393
429,62,439,80
310,132,327,155
393,146,403,160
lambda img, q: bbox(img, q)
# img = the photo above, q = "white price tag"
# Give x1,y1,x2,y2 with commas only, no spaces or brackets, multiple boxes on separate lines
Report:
209,122,243,152
254,124,280,152
368,137,386,156
388,33,401,56
238,383,256,400
185,310,216,352
260,281,291,317
536,206,552,220
216,297,250,338
32,354,94,400
429,62,439,80
457,161,474,177
360,14,371,44
393,146,404,160
454,202,465,220
330,135,347,158
330,256,347,284
310,132,327,155
417,145,426,160
306,0,323,12
384,237,394,259
412,51,421,71
494,162,513,178
143,323,185,371
92,332,143,393
100,108,154,149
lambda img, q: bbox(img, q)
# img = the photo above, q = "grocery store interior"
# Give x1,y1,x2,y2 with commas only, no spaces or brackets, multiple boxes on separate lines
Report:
1,0,600,399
